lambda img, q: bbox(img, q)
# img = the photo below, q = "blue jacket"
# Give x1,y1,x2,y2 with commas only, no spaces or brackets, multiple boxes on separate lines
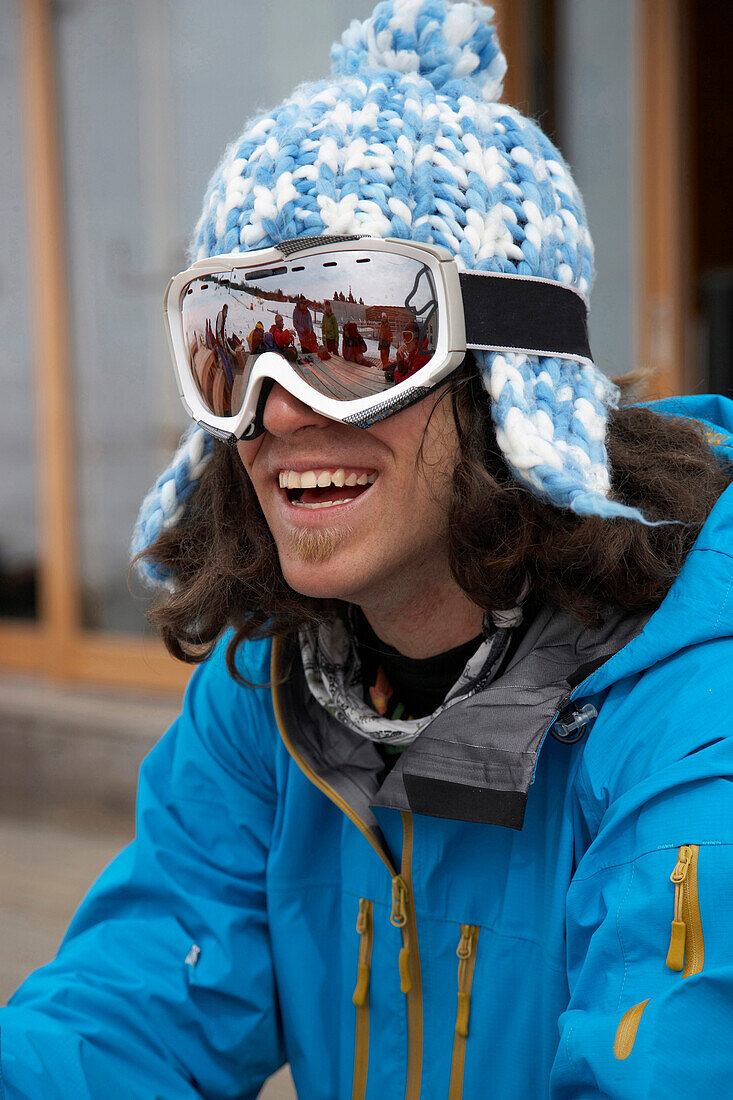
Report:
3,395,733,1100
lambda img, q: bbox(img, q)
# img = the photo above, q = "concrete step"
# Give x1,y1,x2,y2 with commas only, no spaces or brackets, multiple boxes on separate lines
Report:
0,672,182,823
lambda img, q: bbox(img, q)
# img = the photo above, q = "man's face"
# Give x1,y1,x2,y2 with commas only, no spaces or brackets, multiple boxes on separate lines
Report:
237,383,460,610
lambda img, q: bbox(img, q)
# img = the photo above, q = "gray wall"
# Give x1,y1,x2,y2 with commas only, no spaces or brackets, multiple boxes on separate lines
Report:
0,0,36,570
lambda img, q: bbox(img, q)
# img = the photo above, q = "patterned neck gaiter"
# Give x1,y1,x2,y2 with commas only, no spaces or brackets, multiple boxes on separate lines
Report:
298,601,525,747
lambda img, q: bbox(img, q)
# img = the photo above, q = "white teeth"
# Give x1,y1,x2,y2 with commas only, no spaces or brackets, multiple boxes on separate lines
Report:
279,468,377,490
292,498,357,509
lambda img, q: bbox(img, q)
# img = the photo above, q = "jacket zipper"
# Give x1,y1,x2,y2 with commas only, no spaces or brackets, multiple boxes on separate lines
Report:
396,812,423,1100
448,924,480,1100
352,898,374,1100
271,643,424,1100
614,843,704,1060
665,844,704,976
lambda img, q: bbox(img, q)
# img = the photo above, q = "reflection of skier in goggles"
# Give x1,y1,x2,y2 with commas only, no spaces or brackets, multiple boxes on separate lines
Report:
214,303,235,386
341,321,368,363
393,321,430,384
292,297,315,351
9,3,733,1099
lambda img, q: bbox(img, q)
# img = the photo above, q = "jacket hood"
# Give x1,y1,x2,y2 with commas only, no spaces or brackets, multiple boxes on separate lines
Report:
580,394,733,698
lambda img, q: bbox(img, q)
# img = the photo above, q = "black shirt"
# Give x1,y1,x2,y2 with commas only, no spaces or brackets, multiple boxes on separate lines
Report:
357,612,485,722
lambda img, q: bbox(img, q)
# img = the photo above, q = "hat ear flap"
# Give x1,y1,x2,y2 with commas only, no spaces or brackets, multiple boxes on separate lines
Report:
478,350,652,522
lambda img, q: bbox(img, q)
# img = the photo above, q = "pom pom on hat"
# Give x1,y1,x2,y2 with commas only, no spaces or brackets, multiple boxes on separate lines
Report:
133,0,648,586
331,0,507,100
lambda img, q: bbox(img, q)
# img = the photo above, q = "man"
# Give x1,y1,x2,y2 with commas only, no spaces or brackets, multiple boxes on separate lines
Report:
292,296,315,352
377,311,393,370
214,301,234,385
4,2,733,1098
321,299,340,355
269,311,296,358
393,320,431,383
247,320,266,354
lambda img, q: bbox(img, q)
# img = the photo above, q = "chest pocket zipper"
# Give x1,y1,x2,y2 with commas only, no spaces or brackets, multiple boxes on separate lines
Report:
448,924,480,1100
665,845,704,975
614,844,704,1060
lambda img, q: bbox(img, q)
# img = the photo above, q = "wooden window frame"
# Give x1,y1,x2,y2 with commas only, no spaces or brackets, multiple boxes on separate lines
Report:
637,0,687,397
5,0,188,692
491,0,533,110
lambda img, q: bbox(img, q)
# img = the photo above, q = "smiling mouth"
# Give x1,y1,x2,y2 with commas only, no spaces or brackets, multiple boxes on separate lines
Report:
278,467,377,509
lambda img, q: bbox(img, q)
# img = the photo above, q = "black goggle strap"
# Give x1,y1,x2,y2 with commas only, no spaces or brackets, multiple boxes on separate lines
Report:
459,271,592,363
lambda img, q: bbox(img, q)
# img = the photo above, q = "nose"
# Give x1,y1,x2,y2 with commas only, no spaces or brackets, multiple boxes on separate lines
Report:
262,382,333,437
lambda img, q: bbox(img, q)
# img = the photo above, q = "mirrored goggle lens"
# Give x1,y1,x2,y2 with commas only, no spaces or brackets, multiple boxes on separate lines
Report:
179,251,439,419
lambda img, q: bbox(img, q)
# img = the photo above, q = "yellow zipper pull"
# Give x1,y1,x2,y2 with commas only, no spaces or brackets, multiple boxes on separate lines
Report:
456,992,470,1039
666,920,686,972
391,875,408,927
390,876,412,991
666,845,693,971
457,926,475,961
671,846,693,884
399,945,412,993
455,925,477,1038
352,898,372,1007
356,897,368,936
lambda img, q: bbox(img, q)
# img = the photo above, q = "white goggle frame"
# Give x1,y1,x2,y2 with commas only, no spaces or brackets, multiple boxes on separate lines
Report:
163,236,466,442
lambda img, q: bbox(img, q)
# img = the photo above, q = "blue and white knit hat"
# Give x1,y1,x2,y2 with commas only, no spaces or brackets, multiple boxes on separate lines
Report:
134,0,640,579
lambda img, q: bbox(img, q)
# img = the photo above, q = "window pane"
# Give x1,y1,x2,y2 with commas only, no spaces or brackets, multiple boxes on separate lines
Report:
555,0,637,377
56,0,373,633
0,0,39,620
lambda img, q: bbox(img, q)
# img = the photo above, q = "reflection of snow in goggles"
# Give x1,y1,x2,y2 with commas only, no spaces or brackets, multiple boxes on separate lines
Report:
164,235,593,442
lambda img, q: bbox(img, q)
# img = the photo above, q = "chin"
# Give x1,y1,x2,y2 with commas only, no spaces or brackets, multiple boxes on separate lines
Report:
277,541,347,596
281,563,359,602
275,525,347,592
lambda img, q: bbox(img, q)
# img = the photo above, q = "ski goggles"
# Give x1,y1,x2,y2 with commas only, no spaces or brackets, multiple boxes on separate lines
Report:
164,235,593,442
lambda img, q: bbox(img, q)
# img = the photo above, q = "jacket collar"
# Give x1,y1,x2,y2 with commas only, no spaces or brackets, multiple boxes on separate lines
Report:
275,602,648,831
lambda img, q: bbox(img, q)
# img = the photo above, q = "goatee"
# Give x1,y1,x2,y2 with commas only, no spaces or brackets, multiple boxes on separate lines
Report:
287,525,350,563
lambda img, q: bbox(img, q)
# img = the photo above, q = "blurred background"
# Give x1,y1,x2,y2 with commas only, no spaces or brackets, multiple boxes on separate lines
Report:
1,1,731,1096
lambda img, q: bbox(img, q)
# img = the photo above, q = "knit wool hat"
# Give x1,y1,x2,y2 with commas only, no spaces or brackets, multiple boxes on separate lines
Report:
134,0,641,581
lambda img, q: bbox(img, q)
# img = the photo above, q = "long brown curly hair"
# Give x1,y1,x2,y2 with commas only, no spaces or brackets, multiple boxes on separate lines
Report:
136,362,730,680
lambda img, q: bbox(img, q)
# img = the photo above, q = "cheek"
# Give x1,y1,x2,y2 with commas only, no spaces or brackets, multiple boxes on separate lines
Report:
406,401,459,482
235,439,260,480
383,417,458,527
